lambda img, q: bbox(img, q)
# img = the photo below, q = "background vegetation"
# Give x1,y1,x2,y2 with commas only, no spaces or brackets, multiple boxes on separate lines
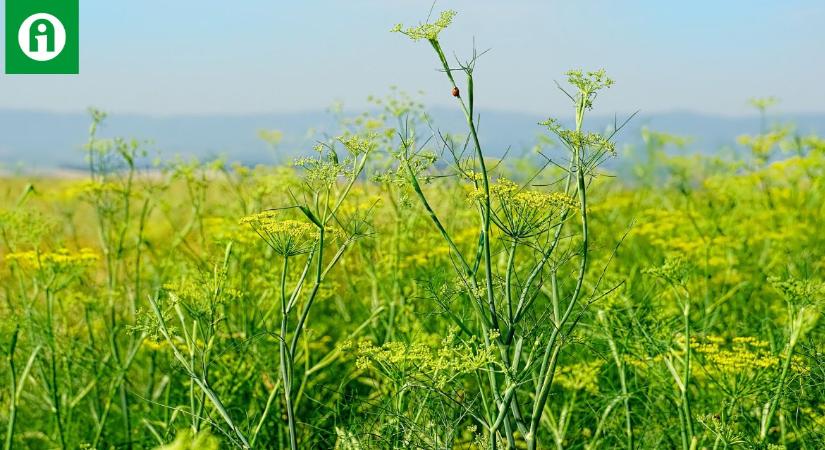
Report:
2,10,824,450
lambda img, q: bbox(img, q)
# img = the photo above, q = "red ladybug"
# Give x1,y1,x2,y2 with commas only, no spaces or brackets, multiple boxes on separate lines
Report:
451,86,460,97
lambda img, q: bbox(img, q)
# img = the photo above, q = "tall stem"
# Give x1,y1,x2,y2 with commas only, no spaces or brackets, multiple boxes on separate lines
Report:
430,39,499,333
4,329,19,450
682,301,694,444
428,39,525,446
279,255,298,450
760,315,799,441
46,288,67,449
600,312,634,450
527,94,590,450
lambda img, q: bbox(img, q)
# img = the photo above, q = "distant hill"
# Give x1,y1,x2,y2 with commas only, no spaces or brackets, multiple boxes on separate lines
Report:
1,108,823,171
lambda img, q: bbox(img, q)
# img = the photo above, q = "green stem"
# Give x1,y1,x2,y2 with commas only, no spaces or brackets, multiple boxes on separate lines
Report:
527,94,591,450
4,329,19,450
600,312,634,450
279,255,298,450
148,296,250,448
431,38,499,333
683,301,694,443
505,240,517,332
46,289,67,450
760,326,798,441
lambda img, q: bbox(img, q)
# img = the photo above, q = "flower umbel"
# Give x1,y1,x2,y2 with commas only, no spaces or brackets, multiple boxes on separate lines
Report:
470,178,577,238
6,248,99,271
240,211,318,256
391,10,457,42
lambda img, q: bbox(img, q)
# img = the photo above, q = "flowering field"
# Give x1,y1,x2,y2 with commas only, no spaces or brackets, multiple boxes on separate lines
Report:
2,11,825,450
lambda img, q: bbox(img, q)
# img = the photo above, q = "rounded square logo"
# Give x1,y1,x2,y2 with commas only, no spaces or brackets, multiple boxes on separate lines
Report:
5,0,79,74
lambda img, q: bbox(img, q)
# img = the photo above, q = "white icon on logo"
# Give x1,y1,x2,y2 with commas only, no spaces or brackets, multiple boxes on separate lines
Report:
18,13,66,62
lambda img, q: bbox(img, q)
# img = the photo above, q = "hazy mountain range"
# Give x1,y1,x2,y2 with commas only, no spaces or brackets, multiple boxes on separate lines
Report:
1,108,823,171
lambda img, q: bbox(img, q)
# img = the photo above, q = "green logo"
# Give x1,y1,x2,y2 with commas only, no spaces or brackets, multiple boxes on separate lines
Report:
5,0,79,74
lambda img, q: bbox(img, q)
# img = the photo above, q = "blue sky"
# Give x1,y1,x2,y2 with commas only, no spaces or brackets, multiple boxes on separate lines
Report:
0,0,823,116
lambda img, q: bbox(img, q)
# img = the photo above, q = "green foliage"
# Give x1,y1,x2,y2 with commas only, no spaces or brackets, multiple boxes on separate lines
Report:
1,9,824,450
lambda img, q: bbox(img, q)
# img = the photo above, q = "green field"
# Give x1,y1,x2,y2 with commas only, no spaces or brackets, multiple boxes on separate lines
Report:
2,10,825,450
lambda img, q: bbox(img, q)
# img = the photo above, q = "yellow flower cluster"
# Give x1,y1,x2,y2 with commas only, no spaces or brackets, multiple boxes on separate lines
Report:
462,170,485,183
59,180,123,202
240,214,315,237
731,336,769,347
486,178,577,210
634,208,743,275
203,217,257,245
163,278,240,308
540,117,616,153
337,133,377,156
240,212,319,256
624,354,664,371
555,360,603,395
5,248,99,271
588,190,637,214
355,335,495,389
391,10,457,42
691,335,780,374
0,209,57,248
737,128,788,160
468,178,578,238
565,69,615,94
633,209,688,241
800,406,825,429
401,244,451,269
334,188,383,218
513,190,578,211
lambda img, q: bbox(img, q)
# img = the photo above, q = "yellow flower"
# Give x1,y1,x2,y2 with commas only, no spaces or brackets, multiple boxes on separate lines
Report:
691,335,791,375
202,217,257,245
470,178,577,238
6,248,99,271
337,133,377,156
391,10,457,42
240,212,318,256
555,360,603,395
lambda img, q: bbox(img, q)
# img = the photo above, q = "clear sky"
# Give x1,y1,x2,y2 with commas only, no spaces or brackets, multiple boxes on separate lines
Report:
0,0,823,116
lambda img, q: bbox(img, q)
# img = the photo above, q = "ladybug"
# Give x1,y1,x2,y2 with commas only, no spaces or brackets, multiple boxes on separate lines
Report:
451,86,460,97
